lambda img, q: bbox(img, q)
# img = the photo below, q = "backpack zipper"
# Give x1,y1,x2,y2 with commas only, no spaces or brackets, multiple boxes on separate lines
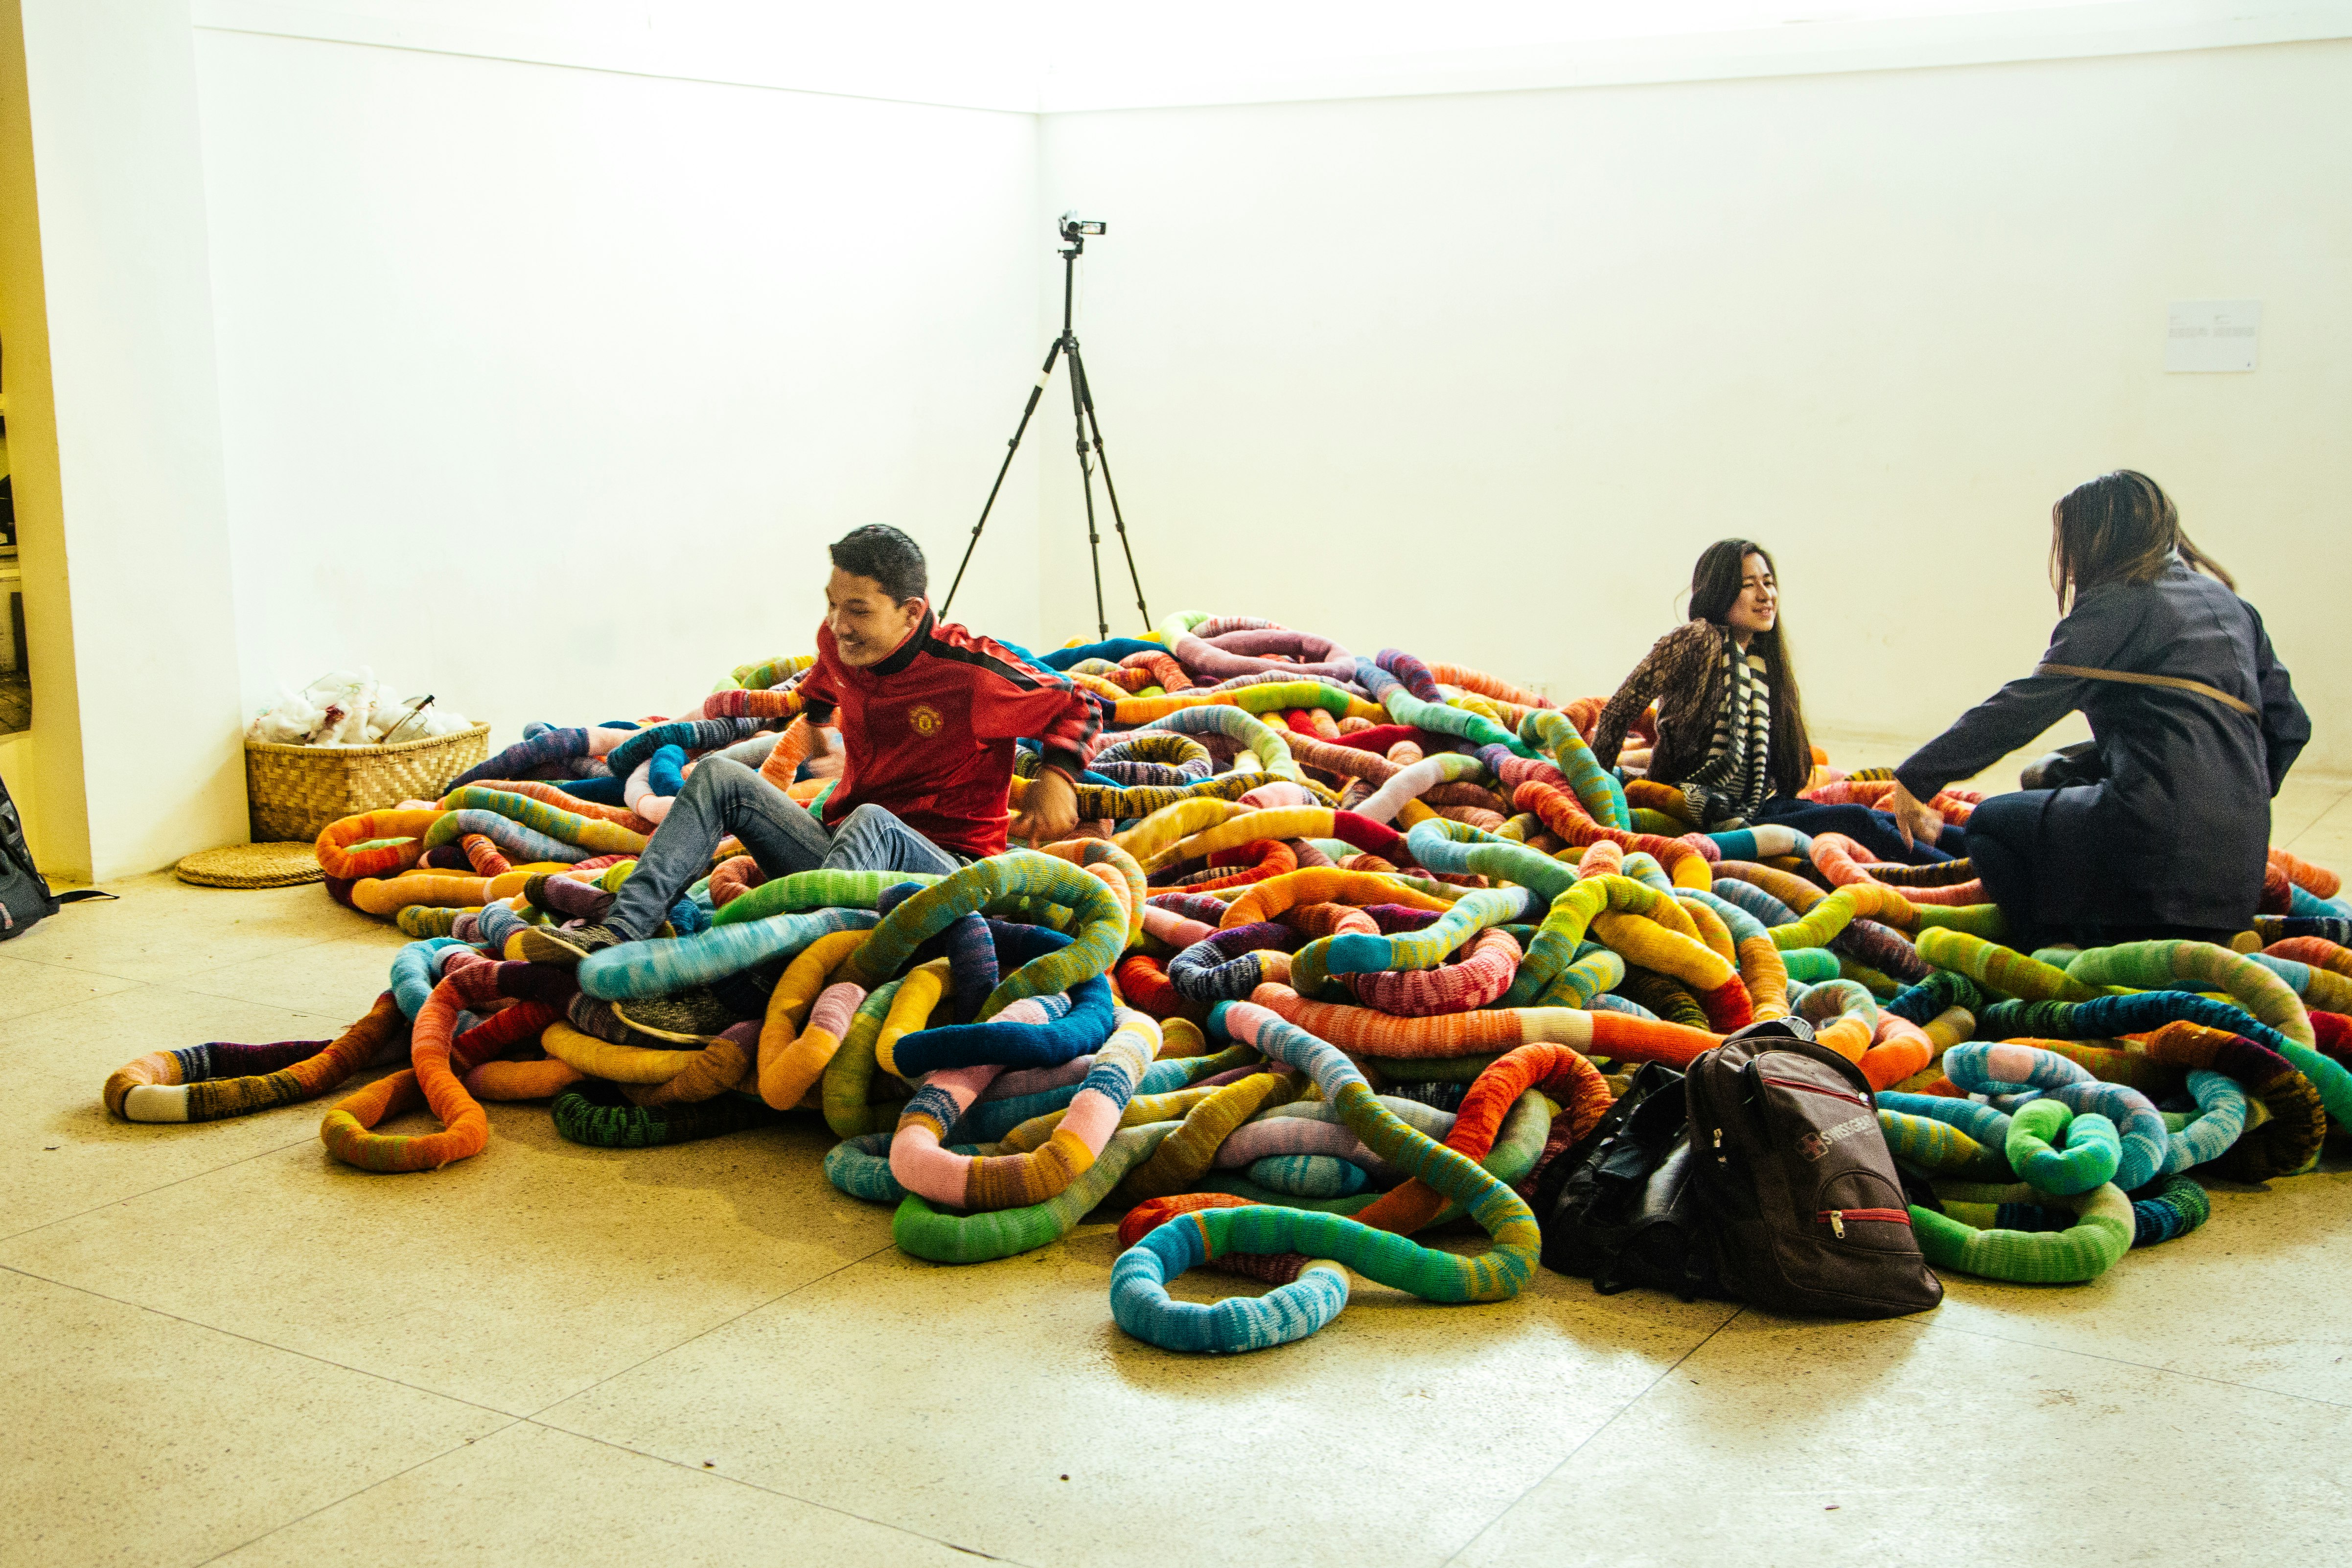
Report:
1818,1207,1910,1239
1761,1075,1871,1110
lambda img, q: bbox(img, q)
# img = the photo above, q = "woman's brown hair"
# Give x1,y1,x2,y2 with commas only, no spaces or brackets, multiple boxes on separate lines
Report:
1688,539,1814,798
2050,470,2235,610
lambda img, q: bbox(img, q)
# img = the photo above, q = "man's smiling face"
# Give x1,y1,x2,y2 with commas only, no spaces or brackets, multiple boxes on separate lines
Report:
825,568,925,669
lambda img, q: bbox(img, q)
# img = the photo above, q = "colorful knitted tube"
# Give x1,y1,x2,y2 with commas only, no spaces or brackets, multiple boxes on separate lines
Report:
1511,779,1710,889
891,1121,1182,1264
1340,927,1524,1015
1293,885,1536,993
888,968,1116,1075
890,1010,1159,1211
1943,1041,2168,1189
2002,1098,2122,1196
552,1080,789,1148
446,727,591,792
1978,991,2352,1133
2138,1020,2324,1181
1219,869,1457,928
1168,922,1302,1003
1915,928,2095,1000
574,906,878,998
1127,704,1302,782
1876,1107,2014,1181
1350,1042,1613,1234
2064,940,2315,1047
709,868,941,927
1404,816,1576,901
1357,653,1537,763
1251,981,1717,1066
106,992,408,1123
315,809,443,880
1118,1070,1310,1200
1147,807,1409,876
2125,1174,2212,1246
838,852,1125,1017
321,960,557,1172
756,931,871,1108
1911,1183,2133,1284
1108,1000,1541,1353
1037,839,1149,949
435,788,652,858
820,979,909,1137
1091,731,1214,783
602,716,764,779
1810,832,1985,905
1499,874,1705,1009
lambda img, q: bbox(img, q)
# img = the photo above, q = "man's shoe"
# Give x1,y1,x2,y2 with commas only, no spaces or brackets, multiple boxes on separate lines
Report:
613,988,742,1042
523,872,617,923
513,922,626,968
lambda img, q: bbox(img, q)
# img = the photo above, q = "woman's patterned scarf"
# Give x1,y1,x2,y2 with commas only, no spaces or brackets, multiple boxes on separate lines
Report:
1680,632,1773,830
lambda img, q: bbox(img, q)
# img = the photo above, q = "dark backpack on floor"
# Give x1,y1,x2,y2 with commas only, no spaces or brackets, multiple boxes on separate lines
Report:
0,765,105,941
1683,1019,1944,1318
1536,1019,1943,1319
1532,1061,1724,1302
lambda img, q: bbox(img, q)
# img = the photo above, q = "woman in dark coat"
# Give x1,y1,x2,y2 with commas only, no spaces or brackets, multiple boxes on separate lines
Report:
1888,471,2309,946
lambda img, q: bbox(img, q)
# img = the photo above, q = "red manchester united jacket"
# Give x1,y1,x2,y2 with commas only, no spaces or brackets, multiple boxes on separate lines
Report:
795,607,1102,859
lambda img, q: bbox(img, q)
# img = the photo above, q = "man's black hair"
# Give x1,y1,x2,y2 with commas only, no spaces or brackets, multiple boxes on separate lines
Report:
829,525,928,606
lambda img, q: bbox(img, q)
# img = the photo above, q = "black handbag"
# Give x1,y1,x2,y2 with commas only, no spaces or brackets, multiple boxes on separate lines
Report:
0,764,108,940
1531,1061,1722,1302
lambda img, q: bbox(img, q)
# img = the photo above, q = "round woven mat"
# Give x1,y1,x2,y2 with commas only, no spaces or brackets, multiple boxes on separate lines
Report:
174,841,324,889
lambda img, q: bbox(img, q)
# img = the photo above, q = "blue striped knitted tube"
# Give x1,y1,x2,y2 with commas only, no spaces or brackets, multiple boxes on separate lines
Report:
447,728,589,791
576,907,879,999
604,716,764,778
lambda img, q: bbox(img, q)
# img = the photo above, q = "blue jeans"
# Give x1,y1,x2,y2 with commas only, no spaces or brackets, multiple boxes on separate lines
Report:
606,757,960,939
1752,798,1961,866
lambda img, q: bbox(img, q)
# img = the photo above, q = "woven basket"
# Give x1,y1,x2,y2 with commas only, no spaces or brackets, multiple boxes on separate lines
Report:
245,723,492,844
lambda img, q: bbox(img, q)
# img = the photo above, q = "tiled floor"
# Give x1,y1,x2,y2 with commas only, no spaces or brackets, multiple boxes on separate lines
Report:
4,747,2350,1568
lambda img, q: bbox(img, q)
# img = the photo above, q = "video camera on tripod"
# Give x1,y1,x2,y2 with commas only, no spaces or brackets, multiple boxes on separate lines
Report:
942,213,1148,641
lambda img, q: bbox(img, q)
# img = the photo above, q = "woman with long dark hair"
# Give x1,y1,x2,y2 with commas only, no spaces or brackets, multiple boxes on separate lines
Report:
1888,471,2308,946
1592,539,1947,862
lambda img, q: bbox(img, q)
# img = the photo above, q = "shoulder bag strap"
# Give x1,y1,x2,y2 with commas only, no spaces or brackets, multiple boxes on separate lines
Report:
2034,663,2259,717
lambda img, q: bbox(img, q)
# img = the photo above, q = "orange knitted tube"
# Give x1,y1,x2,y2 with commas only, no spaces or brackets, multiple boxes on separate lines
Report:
1353,1043,1614,1235
320,965,548,1172
2269,848,2343,900
1811,832,1985,906
1219,869,1455,928
315,809,444,880
1249,981,1718,1065
1511,779,1711,889
446,779,656,834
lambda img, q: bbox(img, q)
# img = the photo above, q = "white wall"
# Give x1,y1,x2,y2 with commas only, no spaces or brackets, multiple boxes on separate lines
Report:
1037,39,2352,774
194,30,1046,745
2,0,247,882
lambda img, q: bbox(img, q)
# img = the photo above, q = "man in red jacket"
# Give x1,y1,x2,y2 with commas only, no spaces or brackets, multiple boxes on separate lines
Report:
520,525,1094,966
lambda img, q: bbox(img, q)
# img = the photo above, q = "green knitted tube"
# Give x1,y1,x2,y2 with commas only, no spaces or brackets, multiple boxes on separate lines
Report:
1911,1183,2133,1284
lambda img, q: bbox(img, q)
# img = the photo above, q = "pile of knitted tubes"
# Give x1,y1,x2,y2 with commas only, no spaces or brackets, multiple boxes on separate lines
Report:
101,618,2352,1348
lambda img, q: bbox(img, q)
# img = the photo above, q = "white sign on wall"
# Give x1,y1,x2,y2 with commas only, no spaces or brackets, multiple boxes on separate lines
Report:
2165,300,2261,373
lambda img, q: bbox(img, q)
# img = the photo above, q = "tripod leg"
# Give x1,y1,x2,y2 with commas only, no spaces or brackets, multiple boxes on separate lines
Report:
943,338,1062,618
1063,334,1111,640
1067,345,1152,632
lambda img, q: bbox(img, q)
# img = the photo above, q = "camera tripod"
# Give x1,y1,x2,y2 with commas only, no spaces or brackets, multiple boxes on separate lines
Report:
941,214,1151,640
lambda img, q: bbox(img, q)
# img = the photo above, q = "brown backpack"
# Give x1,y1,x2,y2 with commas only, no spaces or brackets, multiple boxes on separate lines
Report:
1683,1019,1943,1318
